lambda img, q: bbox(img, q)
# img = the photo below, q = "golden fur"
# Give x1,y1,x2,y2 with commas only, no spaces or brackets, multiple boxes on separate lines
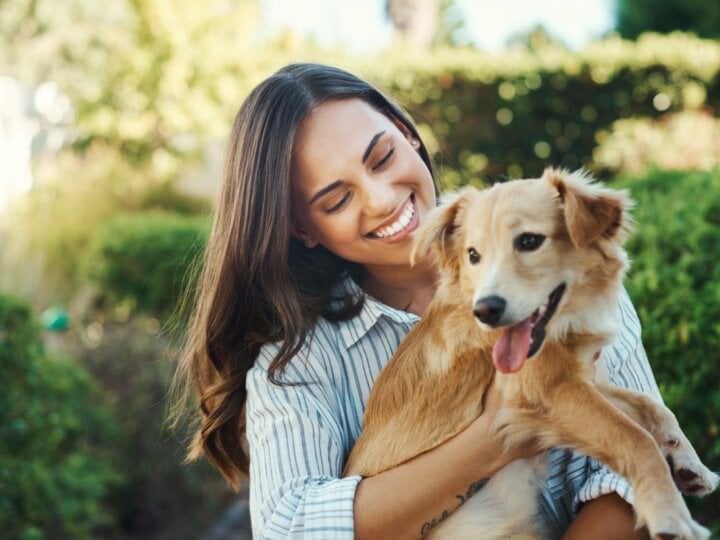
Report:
344,169,717,539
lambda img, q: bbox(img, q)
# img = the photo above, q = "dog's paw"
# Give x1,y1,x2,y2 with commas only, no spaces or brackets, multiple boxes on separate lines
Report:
639,489,711,540
648,514,710,540
665,445,720,497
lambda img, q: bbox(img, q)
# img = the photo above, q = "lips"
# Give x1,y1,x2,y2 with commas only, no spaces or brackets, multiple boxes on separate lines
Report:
492,283,566,374
366,194,417,240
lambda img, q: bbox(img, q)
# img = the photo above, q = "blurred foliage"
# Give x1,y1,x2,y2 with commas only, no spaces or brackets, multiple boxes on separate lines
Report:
69,315,229,537
618,169,720,530
4,0,718,190
0,295,119,539
84,212,210,319
506,24,570,52
0,0,269,165
0,147,209,307
2,148,158,303
3,23,719,306
595,110,720,174
360,32,720,185
0,295,229,539
0,0,338,308
616,0,720,40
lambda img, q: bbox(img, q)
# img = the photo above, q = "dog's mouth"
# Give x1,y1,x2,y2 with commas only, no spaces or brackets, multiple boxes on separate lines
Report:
492,283,566,374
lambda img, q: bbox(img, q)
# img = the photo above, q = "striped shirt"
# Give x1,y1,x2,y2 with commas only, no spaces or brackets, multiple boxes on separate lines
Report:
246,281,661,539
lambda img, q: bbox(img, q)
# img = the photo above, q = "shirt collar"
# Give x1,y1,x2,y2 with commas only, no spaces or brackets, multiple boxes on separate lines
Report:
333,277,420,350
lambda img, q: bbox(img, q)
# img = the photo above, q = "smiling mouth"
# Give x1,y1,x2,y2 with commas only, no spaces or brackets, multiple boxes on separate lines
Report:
366,195,416,239
492,283,566,374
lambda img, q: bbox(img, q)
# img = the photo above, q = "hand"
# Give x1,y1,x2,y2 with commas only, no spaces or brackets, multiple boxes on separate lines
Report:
469,380,543,476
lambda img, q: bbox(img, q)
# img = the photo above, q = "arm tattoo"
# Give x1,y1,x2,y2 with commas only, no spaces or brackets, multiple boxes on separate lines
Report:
420,478,489,536
456,477,489,505
420,509,450,536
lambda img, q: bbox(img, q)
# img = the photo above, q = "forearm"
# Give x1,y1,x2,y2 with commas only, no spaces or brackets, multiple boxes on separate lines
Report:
353,417,500,540
562,493,650,540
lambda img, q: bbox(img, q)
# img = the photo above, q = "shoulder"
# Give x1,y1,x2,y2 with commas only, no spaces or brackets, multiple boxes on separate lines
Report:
250,316,346,386
247,282,420,432
616,287,642,341
251,279,419,383
597,285,662,399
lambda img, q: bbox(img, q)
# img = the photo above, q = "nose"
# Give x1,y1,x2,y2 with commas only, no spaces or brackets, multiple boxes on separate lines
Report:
474,295,506,326
363,180,396,217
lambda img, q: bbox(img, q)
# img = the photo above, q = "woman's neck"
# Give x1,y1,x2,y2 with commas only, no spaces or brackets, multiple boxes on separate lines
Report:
360,260,438,316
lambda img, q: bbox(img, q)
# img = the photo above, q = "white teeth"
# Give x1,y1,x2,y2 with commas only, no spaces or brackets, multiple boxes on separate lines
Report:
371,199,414,238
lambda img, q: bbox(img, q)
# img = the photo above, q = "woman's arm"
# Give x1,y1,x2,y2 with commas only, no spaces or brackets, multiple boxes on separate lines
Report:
354,381,536,540
247,342,535,540
563,493,649,539
246,346,361,539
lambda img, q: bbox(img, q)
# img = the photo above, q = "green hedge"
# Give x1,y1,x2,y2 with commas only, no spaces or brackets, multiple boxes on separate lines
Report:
72,316,229,537
0,295,119,539
616,168,720,530
359,33,720,183
84,212,210,318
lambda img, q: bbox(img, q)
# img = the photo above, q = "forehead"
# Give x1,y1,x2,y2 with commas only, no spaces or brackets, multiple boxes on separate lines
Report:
295,99,391,162
292,99,394,191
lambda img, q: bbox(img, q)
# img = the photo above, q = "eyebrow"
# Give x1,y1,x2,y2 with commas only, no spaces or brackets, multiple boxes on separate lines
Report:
362,131,385,164
307,130,386,206
308,180,343,206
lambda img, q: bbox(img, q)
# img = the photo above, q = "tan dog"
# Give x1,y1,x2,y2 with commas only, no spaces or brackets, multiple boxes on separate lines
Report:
344,169,718,539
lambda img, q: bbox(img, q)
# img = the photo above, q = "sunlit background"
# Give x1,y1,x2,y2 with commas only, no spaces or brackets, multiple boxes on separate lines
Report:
1,0,719,538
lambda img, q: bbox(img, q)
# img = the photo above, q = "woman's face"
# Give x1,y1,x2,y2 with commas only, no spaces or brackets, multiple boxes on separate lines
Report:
291,98,436,274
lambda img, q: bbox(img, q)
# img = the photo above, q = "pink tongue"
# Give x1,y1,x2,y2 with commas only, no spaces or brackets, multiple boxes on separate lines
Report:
492,318,533,373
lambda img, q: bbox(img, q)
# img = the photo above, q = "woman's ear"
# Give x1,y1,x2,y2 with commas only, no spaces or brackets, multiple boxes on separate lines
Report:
291,228,318,248
391,117,421,149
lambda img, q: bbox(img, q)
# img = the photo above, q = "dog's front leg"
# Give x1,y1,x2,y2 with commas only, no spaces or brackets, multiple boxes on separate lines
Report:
539,382,710,540
596,383,719,497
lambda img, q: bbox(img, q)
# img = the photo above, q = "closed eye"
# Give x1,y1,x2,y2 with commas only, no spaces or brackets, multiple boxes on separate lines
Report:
325,191,351,213
372,148,395,171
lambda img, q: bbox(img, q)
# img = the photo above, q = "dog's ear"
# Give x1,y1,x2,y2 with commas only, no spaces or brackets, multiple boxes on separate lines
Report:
543,168,633,248
411,188,473,267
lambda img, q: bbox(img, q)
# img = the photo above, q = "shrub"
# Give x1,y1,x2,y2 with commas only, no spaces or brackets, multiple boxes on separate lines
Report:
616,0,720,40
616,168,720,530
359,32,720,182
0,147,211,309
84,212,210,319
69,316,230,538
0,295,119,539
594,110,720,174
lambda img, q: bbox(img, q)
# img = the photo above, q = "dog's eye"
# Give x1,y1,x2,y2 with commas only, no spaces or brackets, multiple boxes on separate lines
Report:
515,233,546,252
468,247,481,265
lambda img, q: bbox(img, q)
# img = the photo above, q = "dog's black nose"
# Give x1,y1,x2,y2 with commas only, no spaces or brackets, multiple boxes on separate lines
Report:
474,295,506,326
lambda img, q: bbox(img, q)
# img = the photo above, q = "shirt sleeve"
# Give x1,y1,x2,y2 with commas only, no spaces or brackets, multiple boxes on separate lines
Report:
246,343,362,539
572,286,662,511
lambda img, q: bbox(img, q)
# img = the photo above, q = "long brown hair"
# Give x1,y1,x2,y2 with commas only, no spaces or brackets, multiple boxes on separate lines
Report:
170,63,435,489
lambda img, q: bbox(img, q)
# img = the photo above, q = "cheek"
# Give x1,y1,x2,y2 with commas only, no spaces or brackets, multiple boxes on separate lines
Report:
400,148,435,194
311,213,360,244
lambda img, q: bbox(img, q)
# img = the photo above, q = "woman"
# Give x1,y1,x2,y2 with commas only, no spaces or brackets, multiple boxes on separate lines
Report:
173,63,659,539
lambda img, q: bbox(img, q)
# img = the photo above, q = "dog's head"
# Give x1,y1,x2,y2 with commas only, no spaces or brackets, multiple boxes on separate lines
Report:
412,168,633,373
